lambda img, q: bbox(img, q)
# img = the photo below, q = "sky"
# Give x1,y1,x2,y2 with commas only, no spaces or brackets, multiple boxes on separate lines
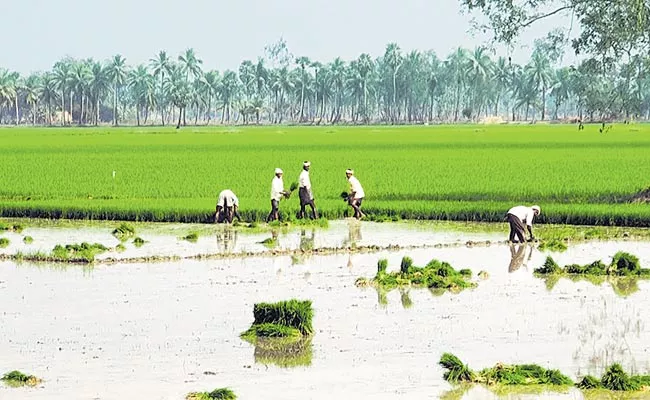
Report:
2,0,577,74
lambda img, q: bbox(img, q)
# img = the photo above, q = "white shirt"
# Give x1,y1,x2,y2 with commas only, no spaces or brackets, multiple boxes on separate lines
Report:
270,176,285,201
299,170,311,190
348,176,365,199
217,189,238,207
508,205,536,227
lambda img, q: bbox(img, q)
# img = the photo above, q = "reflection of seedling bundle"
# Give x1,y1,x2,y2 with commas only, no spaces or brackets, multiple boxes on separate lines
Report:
241,300,314,368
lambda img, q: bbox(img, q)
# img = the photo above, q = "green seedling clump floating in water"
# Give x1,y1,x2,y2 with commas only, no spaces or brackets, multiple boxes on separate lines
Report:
576,375,602,389
0,238,9,248
132,237,146,247
115,243,126,252
182,232,199,242
535,253,650,277
0,223,24,233
241,299,313,340
22,236,33,244
112,222,135,240
356,256,476,292
1,370,42,387
15,242,109,263
186,388,237,400
439,353,573,387
538,239,568,252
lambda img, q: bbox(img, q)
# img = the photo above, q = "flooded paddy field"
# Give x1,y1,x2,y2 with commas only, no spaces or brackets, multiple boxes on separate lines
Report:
1,220,650,399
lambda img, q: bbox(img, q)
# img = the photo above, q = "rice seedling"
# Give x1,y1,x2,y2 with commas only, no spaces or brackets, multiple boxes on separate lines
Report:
0,223,24,233
356,256,476,292
1,370,42,387
241,299,313,342
576,375,602,389
439,353,572,387
601,364,639,391
0,238,9,248
115,243,126,252
132,237,146,247
538,239,568,252
22,236,33,244
185,388,237,400
182,232,199,242
112,222,135,239
4,125,650,226
13,242,109,263
534,253,650,277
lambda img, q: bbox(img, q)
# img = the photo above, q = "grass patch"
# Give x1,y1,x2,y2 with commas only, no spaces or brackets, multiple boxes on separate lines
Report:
112,222,135,240
535,253,650,277
356,256,476,292
14,242,108,263
182,232,199,242
1,370,42,387
185,388,236,400
22,236,33,244
0,237,9,248
439,353,572,386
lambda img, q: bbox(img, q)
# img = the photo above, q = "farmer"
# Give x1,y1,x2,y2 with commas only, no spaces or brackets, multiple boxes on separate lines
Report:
298,161,319,219
346,169,365,219
215,189,241,224
506,205,541,243
266,168,289,223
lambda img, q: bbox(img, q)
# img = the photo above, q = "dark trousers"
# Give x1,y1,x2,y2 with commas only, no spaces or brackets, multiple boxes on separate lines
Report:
298,187,318,219
266,199,280,222
507,213,526,242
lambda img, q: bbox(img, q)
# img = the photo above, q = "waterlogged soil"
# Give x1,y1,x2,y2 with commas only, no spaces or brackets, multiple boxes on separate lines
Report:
0,219,509,261
1,237,650,399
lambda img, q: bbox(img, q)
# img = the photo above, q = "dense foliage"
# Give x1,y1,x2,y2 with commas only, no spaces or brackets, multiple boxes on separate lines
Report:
2,38,650,126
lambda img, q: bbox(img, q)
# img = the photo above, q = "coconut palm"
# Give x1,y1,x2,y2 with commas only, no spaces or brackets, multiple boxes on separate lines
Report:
87,61,110,125
106,55,128,126
525,51,553,120
39,72,58,125
128,65,156,126
0,69,18,124
295,56,311,121
69,61,92,124
150,50,172,125
23,74,42,125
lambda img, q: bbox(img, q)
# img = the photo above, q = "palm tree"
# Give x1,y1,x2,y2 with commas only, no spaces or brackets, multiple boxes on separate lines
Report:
219,70,239,123
492,57,511,117
106,55,128,126
550,67,572,119
356,53,374,122
384,43,403,123
165,64,189,129
446,47,468,121
201,70,220,124
88,61,110,125
52,60,71,125
178,48,203,80
69,61,92,124
39,72,58,125
329,58,346,123
525,51,552,120
128,65,155,126
23,74,42,125
150,51,172,125
295,56,311,121
465,47,493,119
0,69,18,124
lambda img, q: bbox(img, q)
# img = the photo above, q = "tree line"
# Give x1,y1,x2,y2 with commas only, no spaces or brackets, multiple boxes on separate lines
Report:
1,37,649,127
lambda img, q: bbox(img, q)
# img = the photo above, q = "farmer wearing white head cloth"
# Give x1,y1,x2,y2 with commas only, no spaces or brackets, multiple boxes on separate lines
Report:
506,205,541,243
267,168,290,222
346,169,365,219
215,189,241,224
298,161,319,220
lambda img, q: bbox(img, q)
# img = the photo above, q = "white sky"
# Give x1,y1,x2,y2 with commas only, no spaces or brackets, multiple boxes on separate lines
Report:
2,0,578,74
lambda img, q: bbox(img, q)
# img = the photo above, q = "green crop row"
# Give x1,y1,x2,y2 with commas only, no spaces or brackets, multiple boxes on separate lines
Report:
0,124,649,225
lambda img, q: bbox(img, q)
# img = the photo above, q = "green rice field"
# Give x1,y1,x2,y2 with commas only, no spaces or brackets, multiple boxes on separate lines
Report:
1,124,650,225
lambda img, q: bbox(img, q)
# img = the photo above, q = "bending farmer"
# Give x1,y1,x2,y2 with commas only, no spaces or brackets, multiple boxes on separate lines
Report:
215,189,241,223
298,161,319,219
506,205,541,243
345,169,365,220
267,168,289,222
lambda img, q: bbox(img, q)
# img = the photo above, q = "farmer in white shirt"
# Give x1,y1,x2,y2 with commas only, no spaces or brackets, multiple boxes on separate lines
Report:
298,161,319,220
267,168,289,223
346,169,365,219
506,205,541,243
215,189,241,224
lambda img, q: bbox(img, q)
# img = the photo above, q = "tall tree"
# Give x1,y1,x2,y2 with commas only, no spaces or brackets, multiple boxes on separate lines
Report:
106,55,128,126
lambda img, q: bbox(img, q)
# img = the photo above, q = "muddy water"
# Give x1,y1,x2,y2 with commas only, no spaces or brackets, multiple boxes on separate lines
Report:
0,220,505,261
1,240,650,399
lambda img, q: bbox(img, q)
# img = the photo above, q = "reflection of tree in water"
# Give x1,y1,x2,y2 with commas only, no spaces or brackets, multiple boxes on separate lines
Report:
252,337,312,368
568,297,646,377
216,228,238,253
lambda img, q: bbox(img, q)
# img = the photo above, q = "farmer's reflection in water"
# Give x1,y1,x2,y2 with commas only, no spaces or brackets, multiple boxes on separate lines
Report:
508,242,533,272
299,229,315,251
345,222,362,247
216,228,238,253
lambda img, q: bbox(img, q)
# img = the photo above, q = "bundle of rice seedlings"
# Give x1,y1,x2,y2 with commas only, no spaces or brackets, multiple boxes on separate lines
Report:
400,256,413,274
182,232,199,243
132,237,146,247
439,353,475,383
576,375,601,389
112,222,135,239
0,238,9,248
1,370,42,387
534,257,562,274
538,239,568,252
116,244,126,252
289,182,299,192
22,236,33,244
241,323,301,340
340,191,349,202
610,252,640,275
186,388,237,400
601,364,639,391
241,299,314,341
377,259,388,275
